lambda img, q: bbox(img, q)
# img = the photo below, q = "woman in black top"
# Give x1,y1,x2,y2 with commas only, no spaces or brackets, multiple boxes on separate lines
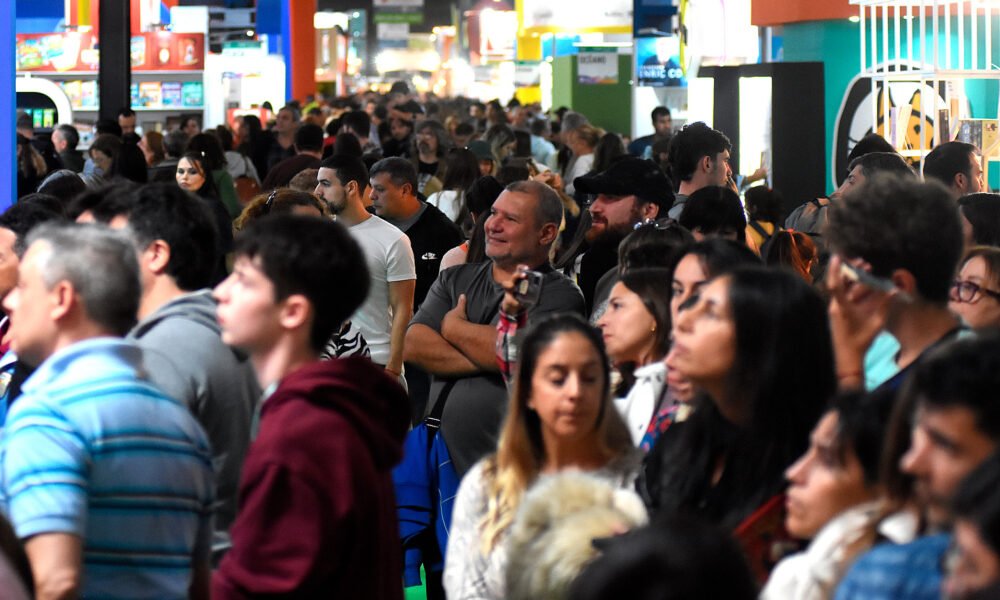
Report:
175,151,232,285
640,266,834,534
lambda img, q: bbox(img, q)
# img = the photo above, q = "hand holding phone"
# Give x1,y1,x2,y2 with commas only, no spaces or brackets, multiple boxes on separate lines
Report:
838,261,896,293
826,256,896,382
513,267,544,309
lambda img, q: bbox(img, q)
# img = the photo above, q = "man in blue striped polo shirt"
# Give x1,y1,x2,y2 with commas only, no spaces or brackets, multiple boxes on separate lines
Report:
0,223,214,600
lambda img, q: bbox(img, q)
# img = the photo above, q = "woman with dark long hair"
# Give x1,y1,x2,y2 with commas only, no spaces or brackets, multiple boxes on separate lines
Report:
427,148,480,223
641,266,834,573
175,151,232,284
187,133,240,219
235,114,271,181
444,314,636,600
597,268,675,448
592,132,627,174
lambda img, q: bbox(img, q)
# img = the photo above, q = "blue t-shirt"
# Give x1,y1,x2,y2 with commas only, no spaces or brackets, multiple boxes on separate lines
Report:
0,337,214,599
864,332,902,391
834,534,949,600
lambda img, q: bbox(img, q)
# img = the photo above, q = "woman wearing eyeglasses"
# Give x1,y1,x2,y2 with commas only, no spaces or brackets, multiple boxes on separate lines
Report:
950,246,1000,329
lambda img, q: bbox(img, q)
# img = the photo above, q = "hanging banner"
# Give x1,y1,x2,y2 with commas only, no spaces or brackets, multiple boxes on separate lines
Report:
577,49,618,85
515,61,542,87
521,0,631,33
16,32,205,72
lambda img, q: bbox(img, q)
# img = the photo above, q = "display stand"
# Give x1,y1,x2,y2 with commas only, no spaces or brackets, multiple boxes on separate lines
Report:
15,32,207,136
853,0,1000,182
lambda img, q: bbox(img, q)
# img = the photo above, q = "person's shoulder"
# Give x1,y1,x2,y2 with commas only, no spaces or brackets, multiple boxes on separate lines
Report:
354,213,406,237
541,268,585,296
418,203,462,232
856,533,950,565
837,534,949,598
434,260,491,291
458,458,493,498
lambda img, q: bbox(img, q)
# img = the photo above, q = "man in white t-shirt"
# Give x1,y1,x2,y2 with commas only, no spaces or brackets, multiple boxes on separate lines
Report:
315,156,416,379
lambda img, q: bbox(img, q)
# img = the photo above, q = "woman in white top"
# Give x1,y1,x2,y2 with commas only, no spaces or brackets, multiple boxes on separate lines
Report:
444,314,636,600
761,391,894,600
597,268,674,448
426,148,480,224
563,124,602,196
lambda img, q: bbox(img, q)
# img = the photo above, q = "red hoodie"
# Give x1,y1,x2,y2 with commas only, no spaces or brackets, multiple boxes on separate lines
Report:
213,358,409,599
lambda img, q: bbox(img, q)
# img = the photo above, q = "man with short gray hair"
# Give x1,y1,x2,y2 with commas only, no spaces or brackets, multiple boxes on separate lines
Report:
405,180,585,476
51,124,83,173
0,223,214,600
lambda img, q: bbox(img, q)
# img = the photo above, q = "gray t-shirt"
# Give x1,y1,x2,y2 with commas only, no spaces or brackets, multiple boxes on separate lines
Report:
410,261,585,476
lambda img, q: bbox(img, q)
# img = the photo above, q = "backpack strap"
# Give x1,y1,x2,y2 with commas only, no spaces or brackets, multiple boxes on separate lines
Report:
424,380,456,435
749,221,772,240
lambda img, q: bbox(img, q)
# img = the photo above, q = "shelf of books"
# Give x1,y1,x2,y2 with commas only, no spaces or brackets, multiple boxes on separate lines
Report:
852,0,1000,182
16,31,207,129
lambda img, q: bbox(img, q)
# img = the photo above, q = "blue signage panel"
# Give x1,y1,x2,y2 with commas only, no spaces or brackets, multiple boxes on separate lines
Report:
635,36,686,87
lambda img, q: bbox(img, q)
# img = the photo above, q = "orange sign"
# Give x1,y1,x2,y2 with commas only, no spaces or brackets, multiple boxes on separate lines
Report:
751,0,852,27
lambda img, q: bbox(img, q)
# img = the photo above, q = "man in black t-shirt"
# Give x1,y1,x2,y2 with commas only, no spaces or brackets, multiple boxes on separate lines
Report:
370,157,462,309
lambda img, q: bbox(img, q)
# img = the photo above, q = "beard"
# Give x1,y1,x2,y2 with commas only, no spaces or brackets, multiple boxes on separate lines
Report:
587,204,644,244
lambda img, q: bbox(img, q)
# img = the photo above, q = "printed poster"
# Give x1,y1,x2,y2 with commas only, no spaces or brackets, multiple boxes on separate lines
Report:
577,49,618,85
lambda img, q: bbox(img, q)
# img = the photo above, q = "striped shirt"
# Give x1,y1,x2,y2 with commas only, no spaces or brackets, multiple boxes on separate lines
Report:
0,337,214,599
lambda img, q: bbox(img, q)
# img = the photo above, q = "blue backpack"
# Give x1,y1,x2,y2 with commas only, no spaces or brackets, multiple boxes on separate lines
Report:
393,382,460,588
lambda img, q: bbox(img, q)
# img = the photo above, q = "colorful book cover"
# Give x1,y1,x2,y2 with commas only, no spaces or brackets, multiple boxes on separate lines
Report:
62,80,83,108
161,82,182,107
181,81,203,107
80,80,98,108
139,81,162,108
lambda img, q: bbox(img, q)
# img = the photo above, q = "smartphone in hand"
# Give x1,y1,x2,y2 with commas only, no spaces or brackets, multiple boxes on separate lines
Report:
514,269,544,308
839,261,895,293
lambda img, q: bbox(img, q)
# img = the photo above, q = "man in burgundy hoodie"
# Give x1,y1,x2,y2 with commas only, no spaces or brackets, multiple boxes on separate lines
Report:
211,214,410,599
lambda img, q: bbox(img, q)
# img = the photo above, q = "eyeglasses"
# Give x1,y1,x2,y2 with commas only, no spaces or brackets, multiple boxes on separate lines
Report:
951,279,1000,304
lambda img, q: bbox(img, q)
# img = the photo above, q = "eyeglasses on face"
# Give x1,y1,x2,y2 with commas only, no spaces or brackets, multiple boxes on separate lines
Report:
951,279,1000,304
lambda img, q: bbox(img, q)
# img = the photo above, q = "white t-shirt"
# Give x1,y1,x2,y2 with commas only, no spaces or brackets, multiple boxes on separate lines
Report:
349,215,417,365
564,153,594,196
426,189,463,223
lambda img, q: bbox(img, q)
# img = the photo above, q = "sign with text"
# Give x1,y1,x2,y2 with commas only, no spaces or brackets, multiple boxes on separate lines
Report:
373,0,423,7
521,0,631,32
377,22,410,41
635,36,686,87
515,61,542,87
374,12,423,24
577,49,618,85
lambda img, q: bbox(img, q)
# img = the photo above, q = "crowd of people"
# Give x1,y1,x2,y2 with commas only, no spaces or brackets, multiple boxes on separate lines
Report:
4,81,1000,600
